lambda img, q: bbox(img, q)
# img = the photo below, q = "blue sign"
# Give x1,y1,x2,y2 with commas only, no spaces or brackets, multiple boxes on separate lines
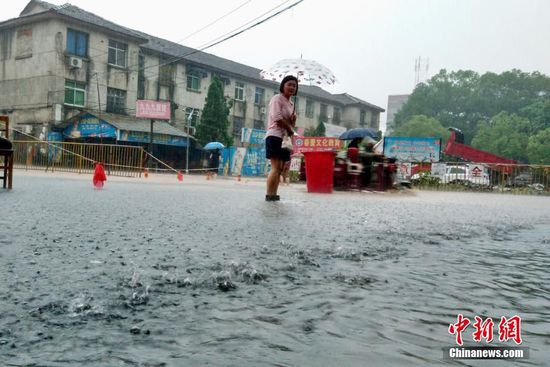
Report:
383,137,441,162
47,131,63,162
119,131,188,147
241,128,266,148
242,148,267,176
63,113,117,139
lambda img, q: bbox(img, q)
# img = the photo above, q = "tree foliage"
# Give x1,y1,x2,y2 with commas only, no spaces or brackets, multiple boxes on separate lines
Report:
394,69,550,145
527,128,550,164
471,112,531,162
195,76,232,146
304,121,326,137
391,115,450,143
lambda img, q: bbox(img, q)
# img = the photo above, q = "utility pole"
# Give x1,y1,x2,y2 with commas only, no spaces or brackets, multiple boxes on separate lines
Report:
185,108,194,174
95,73,102,145
149,119,154,158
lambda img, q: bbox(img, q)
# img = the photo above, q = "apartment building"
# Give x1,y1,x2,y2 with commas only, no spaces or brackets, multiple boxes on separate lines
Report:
0,0,384,148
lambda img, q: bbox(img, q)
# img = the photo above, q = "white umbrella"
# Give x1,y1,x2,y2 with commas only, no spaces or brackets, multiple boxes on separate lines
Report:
260,58,336,86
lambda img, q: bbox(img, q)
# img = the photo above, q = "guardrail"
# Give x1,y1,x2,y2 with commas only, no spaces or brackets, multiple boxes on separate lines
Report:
12,141,145,178
407,162,550,195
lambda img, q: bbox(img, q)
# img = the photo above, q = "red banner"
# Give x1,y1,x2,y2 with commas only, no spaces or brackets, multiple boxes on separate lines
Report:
293,136,342,153
136,100,171,120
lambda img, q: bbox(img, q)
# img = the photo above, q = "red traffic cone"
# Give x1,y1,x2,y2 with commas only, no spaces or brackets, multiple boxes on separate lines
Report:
177,171,183,181
93,162,107,189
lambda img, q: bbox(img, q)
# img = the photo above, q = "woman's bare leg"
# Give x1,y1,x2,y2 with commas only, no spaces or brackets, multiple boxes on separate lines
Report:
267,158,283,195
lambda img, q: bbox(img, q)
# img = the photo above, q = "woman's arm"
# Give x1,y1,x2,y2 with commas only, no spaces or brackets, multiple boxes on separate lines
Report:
277,116,295,135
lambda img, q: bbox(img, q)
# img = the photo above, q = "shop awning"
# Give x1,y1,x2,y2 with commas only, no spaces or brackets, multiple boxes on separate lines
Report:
62,112,194,147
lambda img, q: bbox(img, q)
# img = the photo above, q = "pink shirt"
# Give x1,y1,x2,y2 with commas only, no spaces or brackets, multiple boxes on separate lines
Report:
266,94,294,138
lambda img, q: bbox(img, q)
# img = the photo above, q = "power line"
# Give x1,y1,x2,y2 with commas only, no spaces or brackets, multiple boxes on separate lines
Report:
180,0,253,42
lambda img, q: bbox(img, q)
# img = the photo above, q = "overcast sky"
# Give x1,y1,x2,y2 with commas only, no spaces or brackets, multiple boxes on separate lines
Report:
4,0,550,130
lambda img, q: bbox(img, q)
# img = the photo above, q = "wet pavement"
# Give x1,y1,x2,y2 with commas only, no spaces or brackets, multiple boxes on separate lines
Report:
1,172,549,366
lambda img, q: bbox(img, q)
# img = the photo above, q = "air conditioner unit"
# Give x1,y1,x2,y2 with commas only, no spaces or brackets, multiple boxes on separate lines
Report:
69,56,82,68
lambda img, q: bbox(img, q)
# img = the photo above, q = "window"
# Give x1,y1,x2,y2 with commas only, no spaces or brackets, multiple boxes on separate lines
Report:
254,87,265,105
234,82,245,101
185,107,200,125
320,104,328,122
333,107,341,124
254,119,265,130
293,97,299,115
64,80,86,107
360,110,366,127
16,28,33,59
106,88,126,114
108,40,127,67
159,58,175,86
66,29,88,57
233,116,244,136
371,112,378,129
305,99,314,118
187,72,200,91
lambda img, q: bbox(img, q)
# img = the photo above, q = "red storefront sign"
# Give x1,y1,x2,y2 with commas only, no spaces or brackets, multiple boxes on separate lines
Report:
293,136,342,153
136,100,171,120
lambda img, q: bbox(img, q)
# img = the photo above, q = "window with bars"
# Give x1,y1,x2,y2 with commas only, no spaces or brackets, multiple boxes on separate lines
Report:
234,82,245,101
64,80,86,107
333,107,341,124
108,40,127,67
233,116,244,136
187,72,200,91
106,88,126,114
320,103,328,122
293,96,299,115
254,87,265,105
253,119,265,130
305,99,314,118
185,107,200,125
159,59,175,86
66,29,88,57
360,110,366,127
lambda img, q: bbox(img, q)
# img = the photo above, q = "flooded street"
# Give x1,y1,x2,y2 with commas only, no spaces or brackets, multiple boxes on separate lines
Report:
1,173,549,366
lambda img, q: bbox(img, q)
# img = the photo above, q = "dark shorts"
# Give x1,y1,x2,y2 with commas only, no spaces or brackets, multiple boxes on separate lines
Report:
266,136,291,162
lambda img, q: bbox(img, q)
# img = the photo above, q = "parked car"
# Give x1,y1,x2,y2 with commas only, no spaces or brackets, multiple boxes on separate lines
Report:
510,173,533,187
442,166,490,186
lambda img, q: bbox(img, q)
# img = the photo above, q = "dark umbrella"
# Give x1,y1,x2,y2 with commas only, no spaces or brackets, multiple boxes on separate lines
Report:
339,128,378,140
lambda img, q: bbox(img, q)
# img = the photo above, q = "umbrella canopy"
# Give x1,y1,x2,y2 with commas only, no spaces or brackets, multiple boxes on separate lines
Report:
203,141,225,150
339,128,378,141
260,58,336,86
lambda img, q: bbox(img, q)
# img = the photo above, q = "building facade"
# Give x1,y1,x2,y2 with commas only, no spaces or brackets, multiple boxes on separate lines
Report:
0,0,384,146
385,94,410,134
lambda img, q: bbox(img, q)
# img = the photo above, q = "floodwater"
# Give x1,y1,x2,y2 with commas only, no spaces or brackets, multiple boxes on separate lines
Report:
1,174,549,366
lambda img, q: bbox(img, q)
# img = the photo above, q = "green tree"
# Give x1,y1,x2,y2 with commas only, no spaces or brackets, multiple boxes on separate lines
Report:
303,126,317,137
314,120,326,137
394,69,550,144
471,112,530,162
391,115,450,143
527,128,550,164
195,76,232,146
519,99,550,133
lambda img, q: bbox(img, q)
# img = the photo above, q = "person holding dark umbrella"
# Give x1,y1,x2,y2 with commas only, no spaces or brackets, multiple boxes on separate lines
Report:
265,75,297,201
